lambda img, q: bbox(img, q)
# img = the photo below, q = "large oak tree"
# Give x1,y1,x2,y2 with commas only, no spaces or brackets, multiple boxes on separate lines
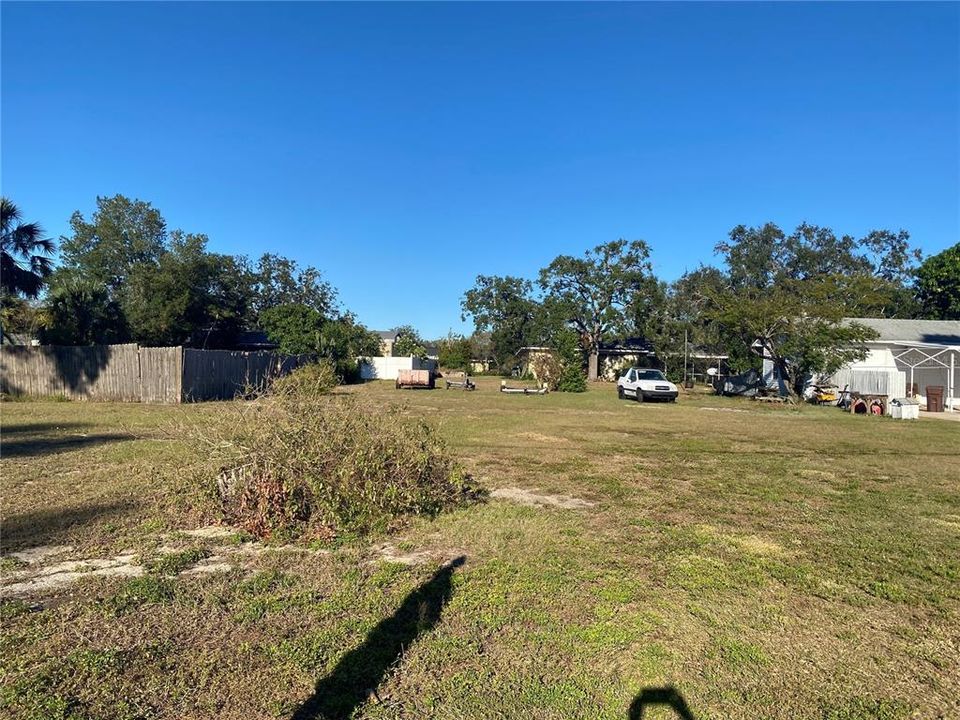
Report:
538,239,653,380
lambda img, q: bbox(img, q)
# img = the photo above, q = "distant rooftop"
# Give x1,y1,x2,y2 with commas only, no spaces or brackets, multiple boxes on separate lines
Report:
375,330,401,340
845,318,960,346
598,337,655,354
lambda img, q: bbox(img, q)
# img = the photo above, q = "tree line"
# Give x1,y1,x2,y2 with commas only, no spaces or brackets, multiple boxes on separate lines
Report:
459,224,959,392
3,194,958,393
0,195,382,380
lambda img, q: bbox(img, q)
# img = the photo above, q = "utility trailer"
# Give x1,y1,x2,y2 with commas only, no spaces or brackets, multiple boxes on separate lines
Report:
396,369,435,390
444,372,476,390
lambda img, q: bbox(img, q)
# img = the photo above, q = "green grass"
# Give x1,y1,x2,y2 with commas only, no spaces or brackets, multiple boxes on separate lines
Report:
1,379,959,719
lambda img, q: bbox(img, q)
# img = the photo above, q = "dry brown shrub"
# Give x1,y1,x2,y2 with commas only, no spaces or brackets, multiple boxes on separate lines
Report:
184,382,478,540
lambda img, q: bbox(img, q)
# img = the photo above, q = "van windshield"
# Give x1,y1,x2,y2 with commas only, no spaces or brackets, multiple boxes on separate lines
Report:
637,370,666,381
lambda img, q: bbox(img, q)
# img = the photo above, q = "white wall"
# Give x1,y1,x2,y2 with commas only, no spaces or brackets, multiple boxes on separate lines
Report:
359,356,436,381
846,347,897,370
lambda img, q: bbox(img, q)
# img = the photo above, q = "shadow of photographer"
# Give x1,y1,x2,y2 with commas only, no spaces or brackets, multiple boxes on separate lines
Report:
628,685,696,719
291,555,466,720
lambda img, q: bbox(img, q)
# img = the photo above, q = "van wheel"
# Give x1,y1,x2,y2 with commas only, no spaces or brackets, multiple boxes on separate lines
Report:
635,390,644,403
618,387,624,400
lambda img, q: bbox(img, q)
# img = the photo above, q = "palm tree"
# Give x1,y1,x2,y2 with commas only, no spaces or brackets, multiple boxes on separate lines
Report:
1,197,54,299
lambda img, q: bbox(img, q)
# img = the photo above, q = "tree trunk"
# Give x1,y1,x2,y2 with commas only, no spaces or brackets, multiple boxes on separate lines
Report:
774,356,800,403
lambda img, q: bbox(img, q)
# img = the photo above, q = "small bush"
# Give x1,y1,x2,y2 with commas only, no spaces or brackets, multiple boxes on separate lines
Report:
186,384,478,540
529,330,587,392
557,363,587,392
270,361,339,396
333,357,364,384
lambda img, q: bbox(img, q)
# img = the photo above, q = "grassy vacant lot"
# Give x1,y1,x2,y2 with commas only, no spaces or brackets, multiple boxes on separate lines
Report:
1,379,958,720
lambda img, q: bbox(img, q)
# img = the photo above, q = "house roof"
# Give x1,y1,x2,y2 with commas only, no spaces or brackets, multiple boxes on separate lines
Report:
844,318,960,347
233,330,278,349
598,337,655,354
375,330,401,340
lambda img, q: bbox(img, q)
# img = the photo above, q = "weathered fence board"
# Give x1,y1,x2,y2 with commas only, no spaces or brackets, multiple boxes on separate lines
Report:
182,349,310,401
1,344,308,403
0,344,141,401
140,346,183,404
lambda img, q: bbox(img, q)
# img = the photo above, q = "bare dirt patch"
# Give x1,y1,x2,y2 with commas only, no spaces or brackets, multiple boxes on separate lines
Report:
1,554,144,598
179,525,239,540
369,542,466,567
370,543,434,566
9,544,74,563
0,525,332,598
491,487,595,510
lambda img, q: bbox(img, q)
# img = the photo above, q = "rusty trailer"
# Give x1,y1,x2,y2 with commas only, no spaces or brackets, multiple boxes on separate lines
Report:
396,369,435,390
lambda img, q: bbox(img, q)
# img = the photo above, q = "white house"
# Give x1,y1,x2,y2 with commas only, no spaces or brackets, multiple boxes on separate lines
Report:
763,318,959,411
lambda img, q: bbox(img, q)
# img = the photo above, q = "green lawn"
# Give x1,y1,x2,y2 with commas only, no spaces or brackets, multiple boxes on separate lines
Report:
1,379,958,719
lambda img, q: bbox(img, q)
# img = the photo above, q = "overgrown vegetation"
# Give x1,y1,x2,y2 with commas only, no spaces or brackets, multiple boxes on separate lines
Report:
188,367,476,539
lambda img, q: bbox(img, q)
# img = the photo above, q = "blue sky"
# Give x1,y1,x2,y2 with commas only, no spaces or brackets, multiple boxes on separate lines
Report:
3,1,958,338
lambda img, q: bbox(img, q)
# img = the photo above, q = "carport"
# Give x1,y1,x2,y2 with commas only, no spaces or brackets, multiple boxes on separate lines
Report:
891,341,958,412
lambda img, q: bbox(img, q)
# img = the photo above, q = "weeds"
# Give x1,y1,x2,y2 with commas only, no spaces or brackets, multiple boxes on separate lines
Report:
145,547,208,576
102,576,175,615
182,380,479,539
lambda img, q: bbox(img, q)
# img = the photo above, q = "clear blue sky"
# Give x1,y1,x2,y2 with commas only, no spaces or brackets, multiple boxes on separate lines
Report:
3,1,958,338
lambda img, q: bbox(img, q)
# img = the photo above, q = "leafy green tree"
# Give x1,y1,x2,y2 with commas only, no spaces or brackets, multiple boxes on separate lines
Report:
437,333,473,370
41,271,128,345
260,304,380,382
1,198,54,302
717,222,920,317
59,195,166,289
121,232,248,346
260,304,325,355
915,243,960,320
461,275,546,370
391,324,427,358
320,313,381,359
538,239,653,380
250,253,337,320
709,279,877,397
319,314,382,382
710,223,897,395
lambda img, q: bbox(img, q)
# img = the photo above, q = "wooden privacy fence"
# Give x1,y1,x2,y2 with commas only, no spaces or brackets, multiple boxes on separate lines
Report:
0,344,310,403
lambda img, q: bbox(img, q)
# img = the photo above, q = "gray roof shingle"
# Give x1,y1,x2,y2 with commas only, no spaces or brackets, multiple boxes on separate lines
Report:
845,318,960,346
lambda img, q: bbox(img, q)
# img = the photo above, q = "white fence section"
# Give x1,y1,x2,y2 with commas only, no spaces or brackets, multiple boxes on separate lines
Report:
359,356,436,381
829,367,906,401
